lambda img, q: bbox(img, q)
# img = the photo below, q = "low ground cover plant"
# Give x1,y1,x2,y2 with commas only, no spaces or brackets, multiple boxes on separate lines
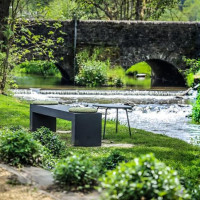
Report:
0,127,62,169
0,129,42,166
32,127,66,157
100,150,127,172
99,153,190,200
53,154,99,191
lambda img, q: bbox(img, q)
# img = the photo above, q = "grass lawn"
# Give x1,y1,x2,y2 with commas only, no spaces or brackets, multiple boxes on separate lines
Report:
126,61,151,76
0,94,200,183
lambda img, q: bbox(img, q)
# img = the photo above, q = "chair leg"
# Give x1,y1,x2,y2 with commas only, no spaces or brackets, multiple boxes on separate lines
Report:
125,109,131,137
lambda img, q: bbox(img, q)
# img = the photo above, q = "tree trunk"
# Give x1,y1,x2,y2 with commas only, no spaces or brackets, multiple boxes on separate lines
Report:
0,47,9,92
135,0,146,20
135,0,141,20
0,0,11,42
0,0,12,93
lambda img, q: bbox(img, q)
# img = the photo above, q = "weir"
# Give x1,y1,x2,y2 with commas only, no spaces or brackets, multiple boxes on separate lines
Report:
12,89,185,96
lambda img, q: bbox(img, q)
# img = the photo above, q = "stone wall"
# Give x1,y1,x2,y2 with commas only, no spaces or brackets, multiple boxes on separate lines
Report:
24,20,200,86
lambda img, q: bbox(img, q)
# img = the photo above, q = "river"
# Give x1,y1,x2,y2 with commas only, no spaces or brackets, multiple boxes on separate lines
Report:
12,74,200,144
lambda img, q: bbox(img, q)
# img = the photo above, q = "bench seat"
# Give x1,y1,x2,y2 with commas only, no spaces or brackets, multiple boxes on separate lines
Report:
30,104,102,147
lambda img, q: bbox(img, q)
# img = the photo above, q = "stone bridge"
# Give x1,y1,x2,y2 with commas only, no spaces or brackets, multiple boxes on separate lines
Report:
30,20,200,86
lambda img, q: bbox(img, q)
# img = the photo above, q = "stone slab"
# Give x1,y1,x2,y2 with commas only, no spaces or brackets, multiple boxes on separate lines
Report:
0,164,100,200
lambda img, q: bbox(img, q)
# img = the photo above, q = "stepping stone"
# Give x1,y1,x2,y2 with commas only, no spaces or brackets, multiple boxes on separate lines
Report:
0,164,54,189
22,167,54,189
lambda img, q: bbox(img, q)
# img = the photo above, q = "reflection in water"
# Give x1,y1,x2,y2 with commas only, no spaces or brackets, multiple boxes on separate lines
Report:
14,74,153,90
14,74,63,89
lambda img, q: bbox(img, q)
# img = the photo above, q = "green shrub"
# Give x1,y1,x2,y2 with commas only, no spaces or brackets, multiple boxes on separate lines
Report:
100,150,127,172
40,148,58,170
114,78,124,87
3,125,25,132
75,61,107,87
186,73,194,87
192,101,200,123
99,154,190,200
182,179,200,200
0,129,42,166
192,93,200,123
32,127,65,157
76,48,125,87
19,60,60,77
183,57,200,87
53,154,98,191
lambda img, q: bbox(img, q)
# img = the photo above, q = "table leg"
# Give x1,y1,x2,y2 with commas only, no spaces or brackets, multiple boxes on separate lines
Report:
125,109,131,137
116,108,118,133
103,108,108,139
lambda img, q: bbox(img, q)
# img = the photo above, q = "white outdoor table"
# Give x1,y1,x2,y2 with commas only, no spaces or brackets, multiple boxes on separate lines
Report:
93,104,132,139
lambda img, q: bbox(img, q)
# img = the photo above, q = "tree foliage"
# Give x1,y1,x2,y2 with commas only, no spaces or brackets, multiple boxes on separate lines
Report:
75,0,179,20
159,0,200,21
0,0,65,93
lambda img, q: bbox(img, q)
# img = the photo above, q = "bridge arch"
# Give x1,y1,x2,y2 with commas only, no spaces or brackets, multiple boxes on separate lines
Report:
146,59,185,87
126,58,186,87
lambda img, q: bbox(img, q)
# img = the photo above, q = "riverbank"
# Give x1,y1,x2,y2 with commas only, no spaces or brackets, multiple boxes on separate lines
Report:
10,88,199,143
0,94,200,183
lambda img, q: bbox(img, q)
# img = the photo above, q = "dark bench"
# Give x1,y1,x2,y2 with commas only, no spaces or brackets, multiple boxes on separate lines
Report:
30,104,102,147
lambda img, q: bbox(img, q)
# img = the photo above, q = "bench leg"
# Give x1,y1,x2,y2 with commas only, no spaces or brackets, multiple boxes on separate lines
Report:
30,112,56,132
72,113,102,147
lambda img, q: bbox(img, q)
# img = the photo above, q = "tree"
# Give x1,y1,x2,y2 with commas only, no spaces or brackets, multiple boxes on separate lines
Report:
0,0,65,93
75,0,179,20
0,0,14,93
159,0,200,21
183,0,200,21
0,0,11,40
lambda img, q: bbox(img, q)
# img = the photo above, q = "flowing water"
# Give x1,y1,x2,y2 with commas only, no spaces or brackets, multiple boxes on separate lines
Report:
11,85,200,143
12,74,200,143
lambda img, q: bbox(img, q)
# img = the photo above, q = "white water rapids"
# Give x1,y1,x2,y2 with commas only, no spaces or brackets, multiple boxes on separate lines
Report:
11,88,200,143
